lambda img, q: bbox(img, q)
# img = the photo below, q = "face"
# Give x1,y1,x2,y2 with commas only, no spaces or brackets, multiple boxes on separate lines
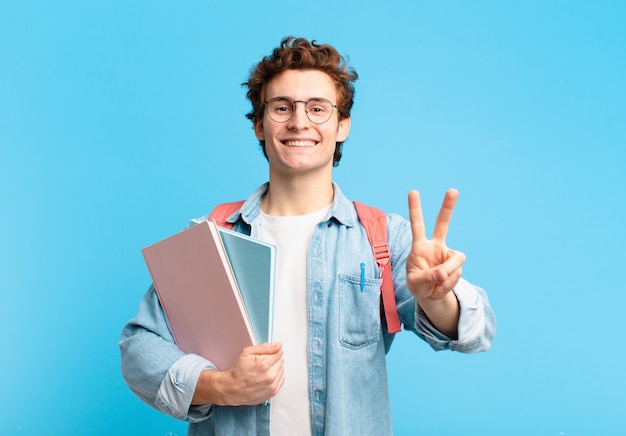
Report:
254,69,351,178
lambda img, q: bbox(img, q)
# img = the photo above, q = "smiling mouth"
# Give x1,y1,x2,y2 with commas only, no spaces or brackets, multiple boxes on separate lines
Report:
283,140,318,147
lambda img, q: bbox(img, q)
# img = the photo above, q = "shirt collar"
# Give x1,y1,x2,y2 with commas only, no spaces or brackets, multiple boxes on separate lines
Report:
238,182,358,228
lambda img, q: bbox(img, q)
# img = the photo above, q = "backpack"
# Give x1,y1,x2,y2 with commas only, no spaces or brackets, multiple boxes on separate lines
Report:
209,201,401,334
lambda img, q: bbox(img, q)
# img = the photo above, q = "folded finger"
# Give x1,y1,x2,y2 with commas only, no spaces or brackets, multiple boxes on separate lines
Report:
441,249,466,274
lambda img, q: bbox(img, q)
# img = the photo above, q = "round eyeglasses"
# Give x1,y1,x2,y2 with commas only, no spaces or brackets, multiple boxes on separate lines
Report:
263,97,338,124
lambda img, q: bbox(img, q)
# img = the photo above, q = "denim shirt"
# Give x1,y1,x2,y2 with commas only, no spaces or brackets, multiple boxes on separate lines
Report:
119,183,496,436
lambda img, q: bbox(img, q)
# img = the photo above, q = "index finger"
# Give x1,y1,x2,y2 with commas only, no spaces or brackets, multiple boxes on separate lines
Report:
432,189,459,241
408,190,426,241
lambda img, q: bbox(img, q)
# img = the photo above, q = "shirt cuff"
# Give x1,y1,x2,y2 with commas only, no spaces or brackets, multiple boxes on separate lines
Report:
453,278,486,348
155,354,216,422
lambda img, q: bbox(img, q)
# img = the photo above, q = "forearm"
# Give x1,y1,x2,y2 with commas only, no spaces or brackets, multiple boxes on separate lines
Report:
416,291,460,339
412,278,495,353
119,287,214,421
119,288,184,405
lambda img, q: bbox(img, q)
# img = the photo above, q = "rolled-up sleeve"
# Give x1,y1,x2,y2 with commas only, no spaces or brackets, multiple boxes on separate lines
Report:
119,286,215,423
155,354,215,422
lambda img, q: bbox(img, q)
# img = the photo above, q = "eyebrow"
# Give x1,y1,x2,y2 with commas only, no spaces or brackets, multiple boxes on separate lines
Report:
267,96,333,102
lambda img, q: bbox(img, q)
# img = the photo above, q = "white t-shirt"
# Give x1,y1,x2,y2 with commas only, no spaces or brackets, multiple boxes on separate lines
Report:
259,205,330,436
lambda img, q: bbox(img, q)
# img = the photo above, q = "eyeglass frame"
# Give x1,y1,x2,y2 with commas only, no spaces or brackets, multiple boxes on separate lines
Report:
262,96,340,124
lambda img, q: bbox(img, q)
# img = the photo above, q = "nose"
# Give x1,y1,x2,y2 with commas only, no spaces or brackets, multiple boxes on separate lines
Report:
288,101,309,129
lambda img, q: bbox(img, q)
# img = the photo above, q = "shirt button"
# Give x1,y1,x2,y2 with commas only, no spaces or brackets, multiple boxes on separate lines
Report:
313,340,319,349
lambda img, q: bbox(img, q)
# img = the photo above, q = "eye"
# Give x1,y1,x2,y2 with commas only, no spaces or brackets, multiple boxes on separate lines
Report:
270,99,293,114
307,99,331,115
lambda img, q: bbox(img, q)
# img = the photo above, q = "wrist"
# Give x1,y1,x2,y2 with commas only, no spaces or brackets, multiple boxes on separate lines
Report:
192,369,230,406
416,289,457,309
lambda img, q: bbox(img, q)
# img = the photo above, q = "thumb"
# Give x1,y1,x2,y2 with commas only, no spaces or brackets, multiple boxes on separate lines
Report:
247,342,282,355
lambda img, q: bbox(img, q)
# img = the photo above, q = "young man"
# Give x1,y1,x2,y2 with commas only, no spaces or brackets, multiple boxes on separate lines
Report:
120,37,496,435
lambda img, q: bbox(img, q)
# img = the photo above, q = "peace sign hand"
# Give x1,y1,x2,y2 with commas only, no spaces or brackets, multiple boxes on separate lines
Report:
406,189,464,336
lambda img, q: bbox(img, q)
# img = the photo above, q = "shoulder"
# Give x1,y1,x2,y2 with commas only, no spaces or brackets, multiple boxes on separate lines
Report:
385,212,411,259
186,183,269,228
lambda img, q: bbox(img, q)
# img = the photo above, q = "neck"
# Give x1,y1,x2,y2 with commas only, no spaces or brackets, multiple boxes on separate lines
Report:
262,174,334,216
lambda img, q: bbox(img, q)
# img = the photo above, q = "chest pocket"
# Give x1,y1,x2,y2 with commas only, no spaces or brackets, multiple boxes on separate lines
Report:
338,274,382,349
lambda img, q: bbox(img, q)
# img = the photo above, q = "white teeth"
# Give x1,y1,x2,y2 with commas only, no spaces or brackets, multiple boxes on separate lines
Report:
284,140,316,147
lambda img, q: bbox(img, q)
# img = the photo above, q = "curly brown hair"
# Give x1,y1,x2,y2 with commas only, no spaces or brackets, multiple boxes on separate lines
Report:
243,36,358,166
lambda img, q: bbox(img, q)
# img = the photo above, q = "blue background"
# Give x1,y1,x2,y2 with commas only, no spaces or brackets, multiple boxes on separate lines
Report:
1,1,624,435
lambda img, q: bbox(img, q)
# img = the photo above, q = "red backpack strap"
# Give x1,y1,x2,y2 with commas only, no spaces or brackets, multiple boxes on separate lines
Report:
353,201,401,334
208,200,245,229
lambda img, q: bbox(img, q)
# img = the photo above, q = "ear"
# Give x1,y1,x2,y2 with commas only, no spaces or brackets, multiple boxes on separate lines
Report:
336,116,351,142
254,120,265,141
